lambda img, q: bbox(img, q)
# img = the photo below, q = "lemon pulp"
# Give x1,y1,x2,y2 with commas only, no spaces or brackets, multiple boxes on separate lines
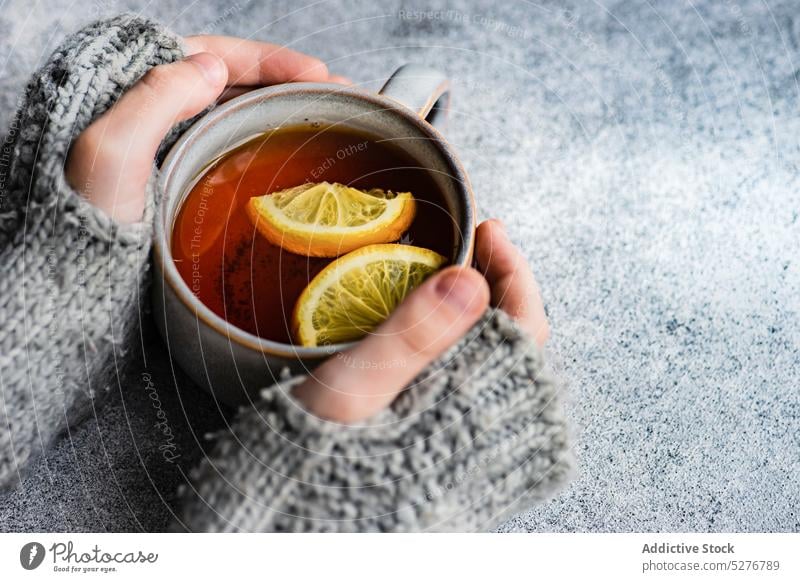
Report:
293,243,447,346
247,182,416,257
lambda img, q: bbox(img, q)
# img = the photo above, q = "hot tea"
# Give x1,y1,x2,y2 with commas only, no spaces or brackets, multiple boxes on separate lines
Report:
171,124,455,344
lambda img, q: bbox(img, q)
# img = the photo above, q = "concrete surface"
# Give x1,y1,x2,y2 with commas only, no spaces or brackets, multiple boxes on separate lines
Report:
0,0,798,531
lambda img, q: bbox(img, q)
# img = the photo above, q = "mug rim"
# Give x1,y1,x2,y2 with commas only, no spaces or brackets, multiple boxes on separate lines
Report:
154,82,476,359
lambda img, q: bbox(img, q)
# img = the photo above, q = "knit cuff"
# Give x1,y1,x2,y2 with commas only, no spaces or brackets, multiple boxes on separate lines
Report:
54,170,156,247
176,309,573,532
2,13,185,246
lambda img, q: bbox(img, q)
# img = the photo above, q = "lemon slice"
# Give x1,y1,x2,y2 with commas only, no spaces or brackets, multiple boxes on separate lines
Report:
293,243,447,346
246,181,416,257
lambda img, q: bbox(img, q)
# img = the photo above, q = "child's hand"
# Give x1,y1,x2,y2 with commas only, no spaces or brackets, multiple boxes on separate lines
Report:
293,218,550,423
66,35,347,223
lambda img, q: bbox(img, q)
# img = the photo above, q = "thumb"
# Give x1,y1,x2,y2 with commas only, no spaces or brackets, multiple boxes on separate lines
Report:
293,266,490,423
67,53,228,223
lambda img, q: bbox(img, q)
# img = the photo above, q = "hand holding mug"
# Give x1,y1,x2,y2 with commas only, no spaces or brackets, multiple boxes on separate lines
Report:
66,35,549,421
295,218,549,422
66,35,348,223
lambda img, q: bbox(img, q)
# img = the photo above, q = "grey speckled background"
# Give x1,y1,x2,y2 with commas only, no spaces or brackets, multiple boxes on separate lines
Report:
1,0,798,532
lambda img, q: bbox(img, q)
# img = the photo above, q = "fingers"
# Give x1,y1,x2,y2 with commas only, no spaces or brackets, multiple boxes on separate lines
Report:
184,35,329,85
293,266,490,423
105,53,227,153
67,52,228,223
475,219,550,346
217,73,352,104
69,35,346,222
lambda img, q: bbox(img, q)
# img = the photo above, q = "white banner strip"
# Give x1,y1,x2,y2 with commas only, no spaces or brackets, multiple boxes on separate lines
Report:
1,533,797,581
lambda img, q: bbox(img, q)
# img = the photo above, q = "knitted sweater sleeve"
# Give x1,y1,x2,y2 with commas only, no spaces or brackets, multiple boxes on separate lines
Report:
0,15,185,489
175,309,573,532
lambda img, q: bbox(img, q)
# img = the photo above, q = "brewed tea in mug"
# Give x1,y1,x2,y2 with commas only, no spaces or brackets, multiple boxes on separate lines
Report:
171,124,455,344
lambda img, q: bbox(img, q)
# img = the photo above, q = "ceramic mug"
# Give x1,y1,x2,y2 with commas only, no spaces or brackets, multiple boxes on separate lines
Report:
153,64,476,405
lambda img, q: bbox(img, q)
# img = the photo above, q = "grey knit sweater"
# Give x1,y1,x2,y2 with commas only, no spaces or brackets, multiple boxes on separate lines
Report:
0,14,572,532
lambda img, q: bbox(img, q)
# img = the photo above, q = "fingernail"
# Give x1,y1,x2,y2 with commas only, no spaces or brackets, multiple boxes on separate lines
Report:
186,52,226,85
492,218,507,234
435,268,479,312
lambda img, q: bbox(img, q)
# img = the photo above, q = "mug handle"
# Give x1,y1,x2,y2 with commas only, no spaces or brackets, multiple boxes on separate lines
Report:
379,64,450,130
